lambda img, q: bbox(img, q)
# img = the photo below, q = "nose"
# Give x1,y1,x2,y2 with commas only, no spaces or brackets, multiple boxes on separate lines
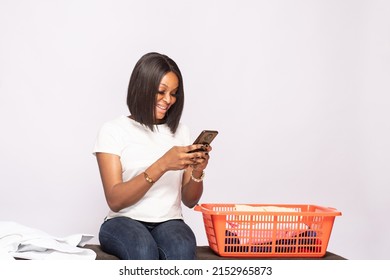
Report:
162,92,171,104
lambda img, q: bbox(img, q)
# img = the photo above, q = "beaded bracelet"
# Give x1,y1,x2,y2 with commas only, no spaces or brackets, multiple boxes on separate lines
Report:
191,170,205,182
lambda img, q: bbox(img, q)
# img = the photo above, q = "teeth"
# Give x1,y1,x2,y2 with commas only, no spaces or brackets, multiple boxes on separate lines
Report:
157,105,168,110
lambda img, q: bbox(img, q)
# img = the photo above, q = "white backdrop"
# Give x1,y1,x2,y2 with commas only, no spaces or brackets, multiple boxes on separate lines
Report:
1,0,389,260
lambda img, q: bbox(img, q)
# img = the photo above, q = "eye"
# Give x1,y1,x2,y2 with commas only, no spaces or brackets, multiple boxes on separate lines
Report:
157,90,165,95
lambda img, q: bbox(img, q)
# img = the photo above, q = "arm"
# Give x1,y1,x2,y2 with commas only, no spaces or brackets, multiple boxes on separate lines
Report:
96,152,165,212
96,144,209,212
181,145,212,208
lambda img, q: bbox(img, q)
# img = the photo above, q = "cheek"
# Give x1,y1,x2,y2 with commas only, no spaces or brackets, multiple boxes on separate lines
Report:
170,96,177,106
155,94,162,102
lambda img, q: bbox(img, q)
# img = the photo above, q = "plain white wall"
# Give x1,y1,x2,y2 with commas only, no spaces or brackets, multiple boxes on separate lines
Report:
1,0,389,260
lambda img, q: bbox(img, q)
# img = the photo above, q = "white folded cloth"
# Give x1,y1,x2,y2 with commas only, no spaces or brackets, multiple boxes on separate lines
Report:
0,221,96,260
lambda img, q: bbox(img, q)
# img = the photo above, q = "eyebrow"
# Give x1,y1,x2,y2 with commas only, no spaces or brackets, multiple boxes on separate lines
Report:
159,83,179,90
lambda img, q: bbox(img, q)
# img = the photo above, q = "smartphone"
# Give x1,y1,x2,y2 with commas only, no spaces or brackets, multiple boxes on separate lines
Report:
189,130,218,153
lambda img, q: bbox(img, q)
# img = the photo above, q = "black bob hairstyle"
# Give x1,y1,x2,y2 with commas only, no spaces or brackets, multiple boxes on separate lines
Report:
127,52,184,134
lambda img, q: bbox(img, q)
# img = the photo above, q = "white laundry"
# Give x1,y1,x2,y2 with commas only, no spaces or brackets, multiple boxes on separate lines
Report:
234,205,301,213
0,221,96,260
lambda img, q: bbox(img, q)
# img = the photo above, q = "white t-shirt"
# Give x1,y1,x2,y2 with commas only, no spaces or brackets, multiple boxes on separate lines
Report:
93,115,191,222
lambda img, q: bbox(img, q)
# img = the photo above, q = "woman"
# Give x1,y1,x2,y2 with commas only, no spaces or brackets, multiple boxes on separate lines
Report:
93,52,212,260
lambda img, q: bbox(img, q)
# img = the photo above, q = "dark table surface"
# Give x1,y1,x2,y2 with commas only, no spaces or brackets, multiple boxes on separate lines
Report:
84,244,346,260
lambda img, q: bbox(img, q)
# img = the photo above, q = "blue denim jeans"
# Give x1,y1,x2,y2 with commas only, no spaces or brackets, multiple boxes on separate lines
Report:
99,216,197,260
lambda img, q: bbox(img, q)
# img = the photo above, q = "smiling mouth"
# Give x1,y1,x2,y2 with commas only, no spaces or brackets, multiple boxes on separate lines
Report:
156,104,169,111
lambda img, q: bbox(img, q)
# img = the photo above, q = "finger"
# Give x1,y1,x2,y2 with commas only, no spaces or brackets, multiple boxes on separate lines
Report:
194,154,209,165
185,151,202,160
187,144,206,153
186,156,199,167
193,151,208,159
191,163,200,170
193,158,208,170
201,152,210,160
196,154,209,162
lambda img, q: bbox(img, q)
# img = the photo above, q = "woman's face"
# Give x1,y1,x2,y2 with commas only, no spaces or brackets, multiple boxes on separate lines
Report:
155,71,178,121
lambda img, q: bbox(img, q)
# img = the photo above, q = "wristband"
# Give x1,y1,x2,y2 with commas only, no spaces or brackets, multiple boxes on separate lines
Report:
143,172,154,185
191,170,205,182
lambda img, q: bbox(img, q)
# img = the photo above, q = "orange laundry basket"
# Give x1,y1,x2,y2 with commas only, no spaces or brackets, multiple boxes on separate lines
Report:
194,203,341,258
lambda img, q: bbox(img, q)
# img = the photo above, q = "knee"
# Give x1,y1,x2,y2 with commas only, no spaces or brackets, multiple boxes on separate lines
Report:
99,218,159,260
100,231,159,260
129,242,159,260
157,228,197,260
158,239,196,260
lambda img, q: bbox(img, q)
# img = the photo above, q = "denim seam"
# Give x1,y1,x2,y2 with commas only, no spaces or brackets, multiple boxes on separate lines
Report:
100,229,130,259
157,246,168,260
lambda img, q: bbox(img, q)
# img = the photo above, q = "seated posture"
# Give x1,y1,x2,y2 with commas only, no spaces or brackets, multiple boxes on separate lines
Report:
93,52,212,260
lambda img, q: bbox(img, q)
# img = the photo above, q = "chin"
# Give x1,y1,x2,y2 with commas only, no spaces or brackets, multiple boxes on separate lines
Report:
155,116,166,124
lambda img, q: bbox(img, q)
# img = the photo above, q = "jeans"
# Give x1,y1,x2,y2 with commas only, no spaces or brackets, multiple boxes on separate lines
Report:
99,216,197,260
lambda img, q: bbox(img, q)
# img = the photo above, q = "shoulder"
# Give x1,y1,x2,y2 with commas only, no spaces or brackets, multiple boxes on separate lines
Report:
99,115,137,134
101,115,129,128
94,116,128,144
93,116,130,155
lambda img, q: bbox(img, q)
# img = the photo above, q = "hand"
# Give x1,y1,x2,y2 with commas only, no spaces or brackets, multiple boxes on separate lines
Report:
158,144,212,172
189,144,212,172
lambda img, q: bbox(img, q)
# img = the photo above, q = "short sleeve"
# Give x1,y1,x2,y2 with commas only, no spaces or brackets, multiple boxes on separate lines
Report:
92,123,122,156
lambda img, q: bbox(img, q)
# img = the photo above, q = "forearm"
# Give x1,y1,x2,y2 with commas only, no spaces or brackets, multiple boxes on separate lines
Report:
181,169,204,208
97,144,208,212
102,160,166,212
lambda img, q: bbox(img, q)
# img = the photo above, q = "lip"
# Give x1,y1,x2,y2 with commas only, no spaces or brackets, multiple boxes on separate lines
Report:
156,104,169,111
155,103,170,119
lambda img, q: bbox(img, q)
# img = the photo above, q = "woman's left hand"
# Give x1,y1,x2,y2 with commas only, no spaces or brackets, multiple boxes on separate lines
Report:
190,144,212,171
